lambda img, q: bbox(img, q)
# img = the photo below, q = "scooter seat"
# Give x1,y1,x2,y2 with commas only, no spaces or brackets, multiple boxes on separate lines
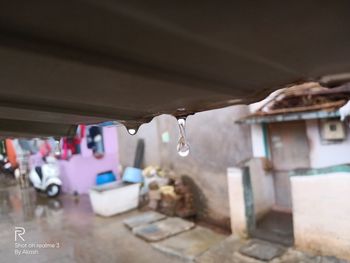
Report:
35,166,43,180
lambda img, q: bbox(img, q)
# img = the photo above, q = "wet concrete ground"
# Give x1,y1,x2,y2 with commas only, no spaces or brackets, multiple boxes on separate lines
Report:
1,185,348,263
0,185,185,263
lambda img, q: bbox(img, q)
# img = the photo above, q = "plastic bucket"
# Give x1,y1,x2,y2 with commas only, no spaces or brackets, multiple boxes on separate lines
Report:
122,167,143,183
96,170,116,185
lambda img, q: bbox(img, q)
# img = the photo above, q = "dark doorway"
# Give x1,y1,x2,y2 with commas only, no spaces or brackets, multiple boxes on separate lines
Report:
250,210,294,246
246,121,310,246
268,121,310,211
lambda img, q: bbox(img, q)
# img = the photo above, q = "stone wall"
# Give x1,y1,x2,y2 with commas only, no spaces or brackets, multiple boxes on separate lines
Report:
117,105,252,229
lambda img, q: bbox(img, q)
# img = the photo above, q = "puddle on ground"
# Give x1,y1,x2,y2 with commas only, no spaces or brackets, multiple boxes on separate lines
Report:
0,186,58,221
0,184,93,224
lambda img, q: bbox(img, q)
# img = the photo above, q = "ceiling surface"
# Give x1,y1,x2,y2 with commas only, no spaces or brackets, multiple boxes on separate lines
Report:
0,1,350,136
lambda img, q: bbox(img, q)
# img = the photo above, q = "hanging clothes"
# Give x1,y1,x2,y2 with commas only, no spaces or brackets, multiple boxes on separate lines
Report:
18,139,38,154
5,139,17,168
39,140,52,157
60,125,87,160
87,126,100,149
86,126,105,158
61,138,75,160
0,140,6,155
77,125,86,139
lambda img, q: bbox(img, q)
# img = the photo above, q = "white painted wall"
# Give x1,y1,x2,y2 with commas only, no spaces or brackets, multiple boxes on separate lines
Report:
251,124,266,158
227,168,248,237
305,120,350,168
248,158,275,219
291,173,350,260
227,160,275,237
249,100,267,158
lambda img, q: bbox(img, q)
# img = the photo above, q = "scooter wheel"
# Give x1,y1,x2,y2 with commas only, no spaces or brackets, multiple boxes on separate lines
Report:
46,184,61,198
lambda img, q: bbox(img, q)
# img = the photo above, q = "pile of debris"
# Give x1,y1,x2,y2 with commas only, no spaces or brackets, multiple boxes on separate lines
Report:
141,166,196,218
256,82,350,115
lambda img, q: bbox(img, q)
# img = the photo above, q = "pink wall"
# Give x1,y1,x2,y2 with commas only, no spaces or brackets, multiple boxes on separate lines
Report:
29,126,119,194
60,126,119,194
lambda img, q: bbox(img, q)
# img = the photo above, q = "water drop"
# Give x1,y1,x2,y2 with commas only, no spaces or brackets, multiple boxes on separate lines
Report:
54,139,61,155
125,124,140,135
177,118,190,157
128,128,137,135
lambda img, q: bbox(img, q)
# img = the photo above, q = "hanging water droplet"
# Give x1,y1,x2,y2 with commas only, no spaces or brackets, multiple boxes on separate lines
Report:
128,128,137,135
54,139,61,155
125,123,140,135
177,118,190,157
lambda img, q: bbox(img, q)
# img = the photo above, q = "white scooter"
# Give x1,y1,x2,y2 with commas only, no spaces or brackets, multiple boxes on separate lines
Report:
0,154,16,175
29,156,62,197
